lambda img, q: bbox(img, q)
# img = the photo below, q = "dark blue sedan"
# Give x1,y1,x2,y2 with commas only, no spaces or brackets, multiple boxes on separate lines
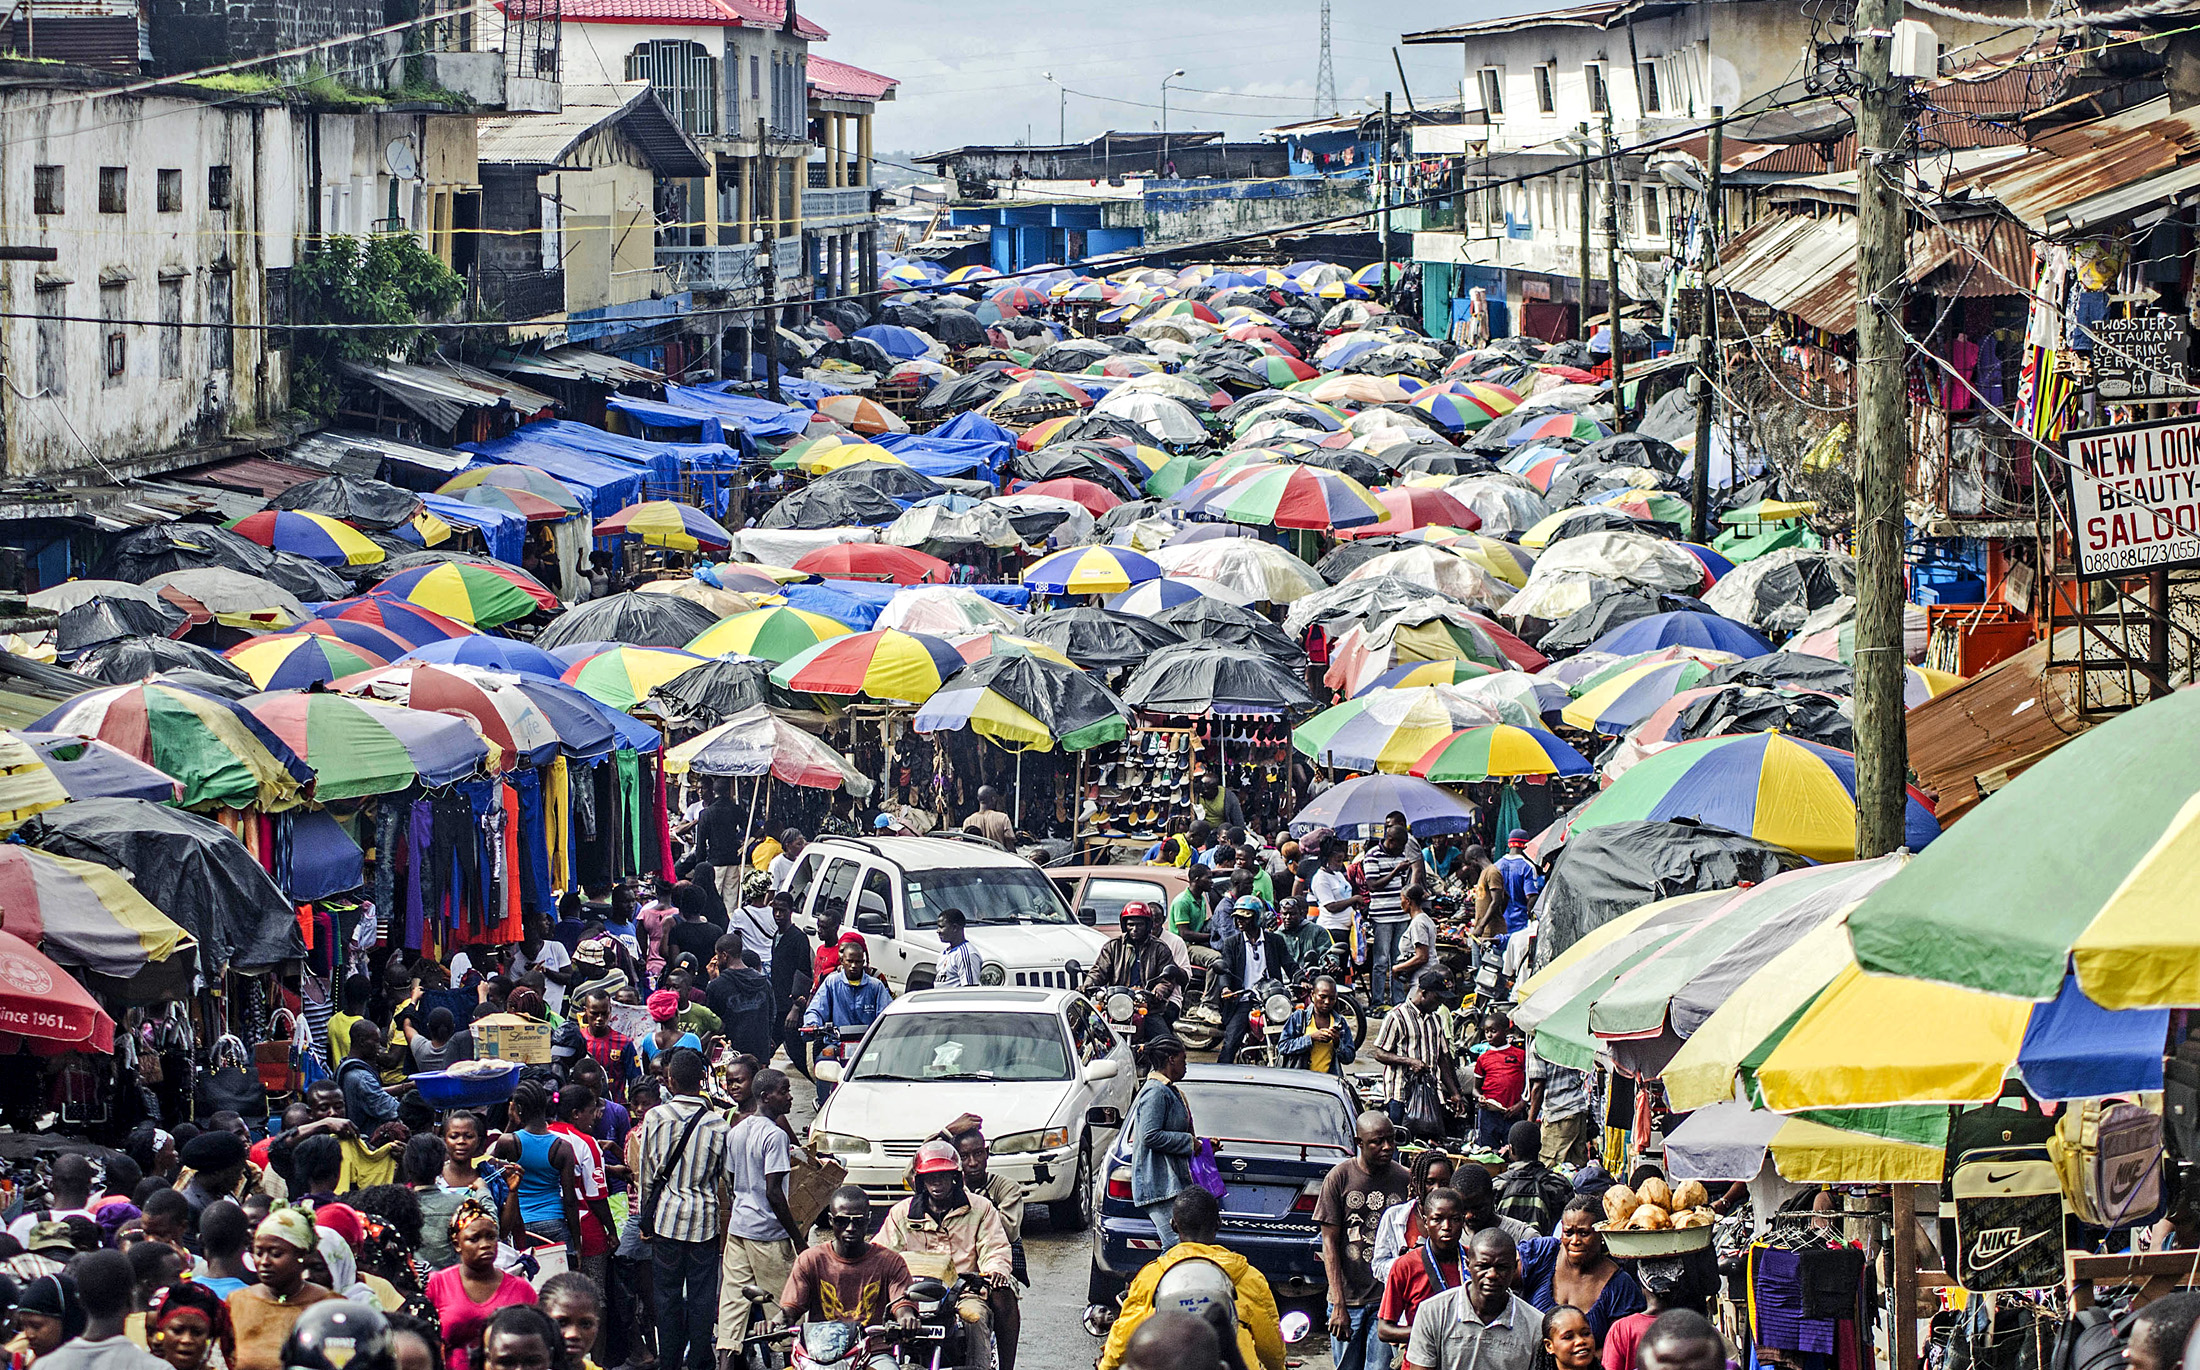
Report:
1089,1064,1358,1309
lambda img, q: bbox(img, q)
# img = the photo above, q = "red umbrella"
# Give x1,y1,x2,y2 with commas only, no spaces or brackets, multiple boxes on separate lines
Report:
1373,487,1483,532
0,929,115,1052
1012,477,1124,516
790,544,953,586
1224,325,1303,359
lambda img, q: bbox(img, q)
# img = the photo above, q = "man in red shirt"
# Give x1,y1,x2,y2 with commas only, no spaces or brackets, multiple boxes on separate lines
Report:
1471,1013,1528,1150
1376,1187,1468,1350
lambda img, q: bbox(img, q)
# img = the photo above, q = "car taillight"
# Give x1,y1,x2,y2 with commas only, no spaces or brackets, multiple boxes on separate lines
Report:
1108,1176,1134,1201
1290,1182,1322,1214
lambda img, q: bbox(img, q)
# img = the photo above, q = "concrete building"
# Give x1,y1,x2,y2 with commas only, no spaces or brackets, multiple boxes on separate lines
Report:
804,53,893,299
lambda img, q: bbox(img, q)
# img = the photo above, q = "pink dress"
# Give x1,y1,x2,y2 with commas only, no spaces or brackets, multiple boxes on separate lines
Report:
425,1266,538,1370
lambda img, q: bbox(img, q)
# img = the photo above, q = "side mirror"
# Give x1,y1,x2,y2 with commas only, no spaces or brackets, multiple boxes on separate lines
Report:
1063,958,1084,983
854,910,890,936
1085,1105,1123,1128
812,1058,844,1084
1280,1311,1312,1345
1077,906,1098,926
1083,1058,1121,1083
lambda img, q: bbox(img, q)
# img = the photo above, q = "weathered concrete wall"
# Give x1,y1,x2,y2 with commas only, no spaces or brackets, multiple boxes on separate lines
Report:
1128,177,1373,247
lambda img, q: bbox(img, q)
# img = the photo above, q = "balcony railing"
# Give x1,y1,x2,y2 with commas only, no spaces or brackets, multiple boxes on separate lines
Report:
657,244,761,294
802,186,872,227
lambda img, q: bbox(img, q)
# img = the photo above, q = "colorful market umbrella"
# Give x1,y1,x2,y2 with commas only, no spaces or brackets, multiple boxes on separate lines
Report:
1411,725,1590,782
1289,772,1479,838
0,733,70,830
1506,412,1610,446
664,705,871,795
790,544,952,586
1352,658,1505,694
449,483,571,522
29,681,310,810
875,587,1023,637
1105,576,1251,616
561,647,710,711
1370,486,1482,532
1292,686,1503,774
1560,657,1723,734
398,635,568,678
687,607,853,663
914,654,1133,753
435,465,583,514
0,926,117,1051
293,616,417,660
0,845,191,980
1663,1098,1949,1185
1559,732,1941,863
1206,465,1389,532
1843,683,2200,1009
336,663,562,768
1150,538,1326,603
223,633,389,690
944,633,1078,668
1586,611,1774,659
1587,487,1696,534
242,690,490,798
1408,389,1511,434
316,595,479,646
594,501,734,554
371,564,544,629
1014,477,1124,516
1023,545,1163,595
227,510,384,568
769,629,967,704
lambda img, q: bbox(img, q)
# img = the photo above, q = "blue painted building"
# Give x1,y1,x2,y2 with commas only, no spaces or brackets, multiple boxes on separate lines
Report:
948,202,1144,274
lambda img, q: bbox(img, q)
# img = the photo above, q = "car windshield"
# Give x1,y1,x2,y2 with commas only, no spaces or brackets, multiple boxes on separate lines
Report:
904,866,1073,928
1180,1082,1355,1158
847,1012,1071,1083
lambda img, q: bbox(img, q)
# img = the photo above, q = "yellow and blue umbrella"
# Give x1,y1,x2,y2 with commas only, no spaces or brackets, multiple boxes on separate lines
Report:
561,647,710,711
770,629,966,704
225,633,390,690
688,607,853,663
372,563,547,630
1410,725,1589,783
1023,545,1163,596
227,510,382,567
594,501,734,554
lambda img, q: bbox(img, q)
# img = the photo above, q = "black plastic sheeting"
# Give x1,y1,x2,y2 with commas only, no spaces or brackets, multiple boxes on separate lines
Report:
1122,642,1316,714
1674,686,1853,751
75,637,249,685
951,653,1132,746
644,656,792,726
55,598,184,653
271,475,424,531
22,798,303,974
1149,598,1303,660
536,591,719,650
1703,651,1857,695
755,481,903,530
1533,818,1806,969
1023,607,1184,671
95,524,273,581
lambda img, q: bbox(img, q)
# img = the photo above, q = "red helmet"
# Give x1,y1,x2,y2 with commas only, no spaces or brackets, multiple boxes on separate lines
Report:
1118,901,1154,923
914,1139,960,1175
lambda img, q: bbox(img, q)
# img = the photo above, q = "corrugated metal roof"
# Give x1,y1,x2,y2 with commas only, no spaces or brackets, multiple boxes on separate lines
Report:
492,347,665,386
806,55,896,101
1913,216,2035,296
291,429,477,476
172,457,330,498
1401,0,1681,42
1711,209,2033,334
341,359,556,432
546,0,827,36
478,82,710,178
1962,95,2200,232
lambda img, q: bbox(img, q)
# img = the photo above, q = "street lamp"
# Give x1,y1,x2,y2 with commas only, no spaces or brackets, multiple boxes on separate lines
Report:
1161,69,1186,176
1042,72,1068,145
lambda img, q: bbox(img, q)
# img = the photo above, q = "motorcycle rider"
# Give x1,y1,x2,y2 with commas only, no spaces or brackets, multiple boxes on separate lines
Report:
1214,897,1297,1066
780,1185,920,1331
876,1140,1014,1370
802,935,891,1104
1275,897,1332,972
1081,904,1176,999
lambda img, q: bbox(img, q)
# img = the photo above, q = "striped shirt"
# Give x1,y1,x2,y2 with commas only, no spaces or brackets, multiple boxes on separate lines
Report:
633,1094,734,1244
934,940,984,989
1370,999,1446,1102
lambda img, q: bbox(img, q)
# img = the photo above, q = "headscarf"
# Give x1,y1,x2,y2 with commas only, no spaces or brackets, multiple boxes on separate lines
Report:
743,870,773,904
16,1273,85,1341
447,1196,498,1249
646,990,682,1022
314,1229,377,1306
313,1204,365,1252
147,1279,235,1367
256,1208,317,1252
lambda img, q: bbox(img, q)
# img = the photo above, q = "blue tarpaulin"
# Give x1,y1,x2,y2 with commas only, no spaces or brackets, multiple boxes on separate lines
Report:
520,419,747,515
284,809,364,902
930,411,1017,447
415,491,526,565
869,434,1001,482
705,376,853,406
606,394,729,444
458,439,645,517
781,579,1033,631
854,325,931,360
663,385,813,439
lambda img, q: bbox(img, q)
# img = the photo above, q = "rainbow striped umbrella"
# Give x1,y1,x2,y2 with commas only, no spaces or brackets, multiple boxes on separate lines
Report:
1023,545,1163,595
945,633,1078,667
1557,732,1941,864
984,285,1052,314
316,595,479,646
769,629,966,704
0,845,191,980
594,501,734,554
1505,447,1579,492
1507,412,1611,446
372,563,545,629
1408,388,1511,434
943,264,999,285
1142,451,1220,499
1352,658,1504,694
1205,464,1388,531
560,646,710,711
1561,656,1724,734
242,690,490,798
1352,262,1403,288
227,511,383,567
1587,487,1697,533
1411,724,1590,782
436,465,583,515
293,616,416,659
688,607,853,663
1292,686,1503,774
29,681,309,810
450,484,570,522
224,634,389,690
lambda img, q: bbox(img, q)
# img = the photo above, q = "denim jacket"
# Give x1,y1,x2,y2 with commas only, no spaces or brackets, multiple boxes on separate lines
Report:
1278,1007,1357,1075
1128,1077,1195,1207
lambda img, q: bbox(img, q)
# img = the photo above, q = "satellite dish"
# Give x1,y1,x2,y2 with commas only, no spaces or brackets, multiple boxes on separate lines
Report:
385,137,419,180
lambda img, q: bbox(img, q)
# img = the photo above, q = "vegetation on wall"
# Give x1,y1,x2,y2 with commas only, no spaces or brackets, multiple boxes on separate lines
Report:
287,233,462,420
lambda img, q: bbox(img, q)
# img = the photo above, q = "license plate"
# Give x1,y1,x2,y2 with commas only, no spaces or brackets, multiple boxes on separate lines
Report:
1223,1185,1298,1218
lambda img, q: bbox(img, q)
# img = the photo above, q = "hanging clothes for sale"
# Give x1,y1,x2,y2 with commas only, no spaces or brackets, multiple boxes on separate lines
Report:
547,758,572,894
511,767,553,920
617,750,644,875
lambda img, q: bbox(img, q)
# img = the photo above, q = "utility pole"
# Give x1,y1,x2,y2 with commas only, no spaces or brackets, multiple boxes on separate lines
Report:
1578,122,1593,343
1853,0,1910,859
759,116,781,404
1379,92,1393,292
1603,112,1625,423
1690,105,1724,540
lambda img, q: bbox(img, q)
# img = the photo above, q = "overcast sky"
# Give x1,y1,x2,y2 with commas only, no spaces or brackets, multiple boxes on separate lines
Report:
809,0,1530,164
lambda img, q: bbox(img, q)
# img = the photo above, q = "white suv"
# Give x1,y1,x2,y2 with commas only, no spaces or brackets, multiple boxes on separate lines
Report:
785,836,1108,992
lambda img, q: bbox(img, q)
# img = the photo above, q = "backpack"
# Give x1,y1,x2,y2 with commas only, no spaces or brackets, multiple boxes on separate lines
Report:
2049,1305,2131,1370
1494,1163,1569,1234
2049,1098,2164,1229
1947,1145,2064,1291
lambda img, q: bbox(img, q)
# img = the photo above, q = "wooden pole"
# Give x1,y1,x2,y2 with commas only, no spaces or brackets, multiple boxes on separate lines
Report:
1603,111,1625,421
1853,0,1911,858
1380,92,1393,292
1578,124,1593,343
1891,1183,1920,1370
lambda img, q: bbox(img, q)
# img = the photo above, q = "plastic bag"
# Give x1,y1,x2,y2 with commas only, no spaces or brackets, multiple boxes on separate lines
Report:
1404,1072,1446,1140
1190,1138,1228,1199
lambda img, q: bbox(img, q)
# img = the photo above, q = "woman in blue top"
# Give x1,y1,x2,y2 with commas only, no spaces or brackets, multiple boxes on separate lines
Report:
1126,1035,1197,1246
637,989,702,1066
489,1077,581,1254
1516,1194,1647,1342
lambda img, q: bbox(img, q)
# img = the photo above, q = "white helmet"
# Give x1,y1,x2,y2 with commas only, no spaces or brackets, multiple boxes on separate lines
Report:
1153,1258,1237,1329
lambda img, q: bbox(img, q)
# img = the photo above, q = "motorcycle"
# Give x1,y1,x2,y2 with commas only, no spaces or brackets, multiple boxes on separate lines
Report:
787,1273,988,1370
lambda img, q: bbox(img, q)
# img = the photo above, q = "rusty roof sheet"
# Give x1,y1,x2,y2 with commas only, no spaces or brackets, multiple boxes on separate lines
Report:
1913,216,2036,296
1962,95,2200,232
1710,209,2033,334
1906,629,2091,824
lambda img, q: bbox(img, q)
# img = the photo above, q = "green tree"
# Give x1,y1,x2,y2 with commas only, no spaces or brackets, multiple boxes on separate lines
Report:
288,233,463,420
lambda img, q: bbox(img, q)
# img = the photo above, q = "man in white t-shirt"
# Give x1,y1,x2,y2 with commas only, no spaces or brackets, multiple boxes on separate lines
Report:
511,919,575,1015
729,872,777,979
5,1153,95,1243
768,828,807,891
717,1068,800,1355
1308,841,1366,936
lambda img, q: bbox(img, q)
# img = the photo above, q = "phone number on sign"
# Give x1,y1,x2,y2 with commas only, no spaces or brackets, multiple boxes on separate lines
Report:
2080,540,2200,574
